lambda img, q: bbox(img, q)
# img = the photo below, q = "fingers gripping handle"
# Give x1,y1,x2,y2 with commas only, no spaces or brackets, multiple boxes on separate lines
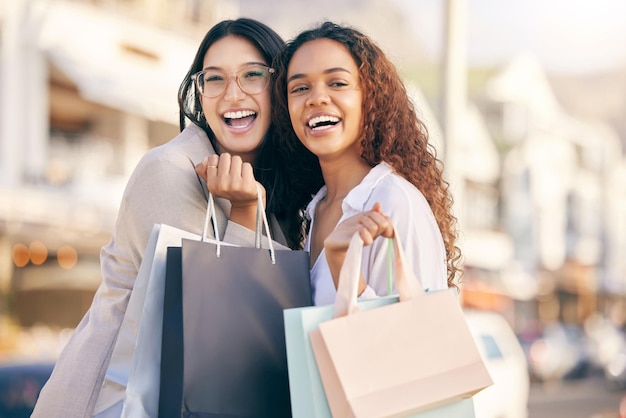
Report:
332,230,424,319
201,185,275,263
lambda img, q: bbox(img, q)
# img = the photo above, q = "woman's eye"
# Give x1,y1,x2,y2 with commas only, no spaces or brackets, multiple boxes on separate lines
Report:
243,70,264,79
330,80,349,88
289,85,309,94
205,74,225,83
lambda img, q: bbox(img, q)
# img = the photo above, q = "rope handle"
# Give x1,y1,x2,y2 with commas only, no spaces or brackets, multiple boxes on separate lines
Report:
201,185,275,263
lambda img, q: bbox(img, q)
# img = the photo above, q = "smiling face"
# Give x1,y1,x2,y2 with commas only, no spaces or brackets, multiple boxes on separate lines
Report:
286,38,363,163
199,35,271,162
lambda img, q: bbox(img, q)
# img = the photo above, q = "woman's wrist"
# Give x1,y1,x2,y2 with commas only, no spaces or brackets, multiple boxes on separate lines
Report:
229,203,258,230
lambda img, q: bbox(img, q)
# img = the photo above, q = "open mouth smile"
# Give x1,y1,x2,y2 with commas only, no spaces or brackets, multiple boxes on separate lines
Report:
223,110,257,128
307,115,340,131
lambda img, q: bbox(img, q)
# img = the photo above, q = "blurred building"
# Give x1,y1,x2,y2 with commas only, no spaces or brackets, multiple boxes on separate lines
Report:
477,54,626,330
0,0,237,330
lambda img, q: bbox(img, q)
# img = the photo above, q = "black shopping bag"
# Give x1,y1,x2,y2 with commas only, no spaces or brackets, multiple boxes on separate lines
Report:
159,246,184,418
162,189,312,418
180,237,311,417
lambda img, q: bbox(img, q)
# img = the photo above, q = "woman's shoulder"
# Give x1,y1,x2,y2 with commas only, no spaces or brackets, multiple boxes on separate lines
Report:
124,125,212,193
367,163,428,207
141,124,214,167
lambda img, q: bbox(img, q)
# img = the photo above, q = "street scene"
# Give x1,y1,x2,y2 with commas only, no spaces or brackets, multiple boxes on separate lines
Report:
529,376,623,418
1,0,626,417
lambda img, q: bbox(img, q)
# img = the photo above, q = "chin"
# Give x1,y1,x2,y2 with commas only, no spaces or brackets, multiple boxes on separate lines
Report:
225,141,263,156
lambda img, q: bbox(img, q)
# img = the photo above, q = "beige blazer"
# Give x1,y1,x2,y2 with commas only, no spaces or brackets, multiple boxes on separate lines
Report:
32,124,287,417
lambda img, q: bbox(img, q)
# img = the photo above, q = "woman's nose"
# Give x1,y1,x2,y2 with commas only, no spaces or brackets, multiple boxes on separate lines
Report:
224,76,245,101
306,84,330,107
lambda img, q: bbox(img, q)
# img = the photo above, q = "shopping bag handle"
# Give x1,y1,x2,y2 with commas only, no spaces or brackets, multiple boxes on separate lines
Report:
332,231,424,318
201,184,275,263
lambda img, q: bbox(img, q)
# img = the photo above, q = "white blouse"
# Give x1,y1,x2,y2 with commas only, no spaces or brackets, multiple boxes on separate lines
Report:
305,162,448,306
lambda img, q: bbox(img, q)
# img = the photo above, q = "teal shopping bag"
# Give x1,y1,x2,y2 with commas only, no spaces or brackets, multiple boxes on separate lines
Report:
284,296,395,417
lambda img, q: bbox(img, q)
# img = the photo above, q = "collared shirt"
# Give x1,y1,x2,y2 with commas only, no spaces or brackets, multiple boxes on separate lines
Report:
305,162,448,306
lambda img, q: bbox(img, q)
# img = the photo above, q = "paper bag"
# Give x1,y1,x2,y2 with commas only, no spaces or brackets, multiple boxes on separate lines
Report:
179,189,313,417
309,233,493,417
94,223,201,417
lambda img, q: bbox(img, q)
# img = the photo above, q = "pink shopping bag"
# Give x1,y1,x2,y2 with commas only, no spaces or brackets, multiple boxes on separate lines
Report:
309,232,493,417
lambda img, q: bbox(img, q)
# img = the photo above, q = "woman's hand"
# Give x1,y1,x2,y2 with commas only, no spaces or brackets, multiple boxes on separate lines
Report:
195,153,266,230
324,202,394,294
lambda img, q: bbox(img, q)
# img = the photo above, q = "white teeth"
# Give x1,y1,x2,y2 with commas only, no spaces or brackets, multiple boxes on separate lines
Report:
224,110,256,119
308,115,339,128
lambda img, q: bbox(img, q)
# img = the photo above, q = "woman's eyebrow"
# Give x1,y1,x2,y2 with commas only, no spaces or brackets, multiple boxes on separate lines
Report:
287,67,351,83
324,67,351,75
287,73,305,83
202,61,268,71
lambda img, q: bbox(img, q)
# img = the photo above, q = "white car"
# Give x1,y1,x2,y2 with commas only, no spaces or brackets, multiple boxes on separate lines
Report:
464,310,530,418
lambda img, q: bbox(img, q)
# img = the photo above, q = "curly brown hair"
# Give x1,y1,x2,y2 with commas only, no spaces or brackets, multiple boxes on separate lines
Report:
272,21,462,288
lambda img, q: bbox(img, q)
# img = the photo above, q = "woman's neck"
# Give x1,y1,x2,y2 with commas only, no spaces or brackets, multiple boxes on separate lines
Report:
320,157,371,203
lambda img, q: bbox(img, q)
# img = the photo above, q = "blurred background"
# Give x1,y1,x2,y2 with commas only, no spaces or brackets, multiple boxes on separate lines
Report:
0,0,625,417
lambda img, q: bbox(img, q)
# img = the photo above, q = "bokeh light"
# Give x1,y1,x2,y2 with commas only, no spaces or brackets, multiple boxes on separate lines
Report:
12,243,29,267
28,241,48,265
57,245,78,269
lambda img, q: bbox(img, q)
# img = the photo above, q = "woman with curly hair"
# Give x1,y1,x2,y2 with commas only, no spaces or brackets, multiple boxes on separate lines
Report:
272,21,462,305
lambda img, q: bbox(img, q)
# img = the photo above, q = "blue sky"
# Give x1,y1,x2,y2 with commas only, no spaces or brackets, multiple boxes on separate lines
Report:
391,0,626,74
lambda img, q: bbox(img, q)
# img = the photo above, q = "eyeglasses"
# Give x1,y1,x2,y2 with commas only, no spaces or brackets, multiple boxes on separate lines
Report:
192,65,275,98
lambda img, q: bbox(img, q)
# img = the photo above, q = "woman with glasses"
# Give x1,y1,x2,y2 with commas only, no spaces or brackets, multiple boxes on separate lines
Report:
33,18,306,417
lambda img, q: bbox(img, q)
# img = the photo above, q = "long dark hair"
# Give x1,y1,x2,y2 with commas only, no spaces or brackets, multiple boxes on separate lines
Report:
179,18,304,248
273,21,462,286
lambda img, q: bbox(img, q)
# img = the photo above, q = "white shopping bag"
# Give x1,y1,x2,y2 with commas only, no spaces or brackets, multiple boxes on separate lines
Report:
93,224,201,417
